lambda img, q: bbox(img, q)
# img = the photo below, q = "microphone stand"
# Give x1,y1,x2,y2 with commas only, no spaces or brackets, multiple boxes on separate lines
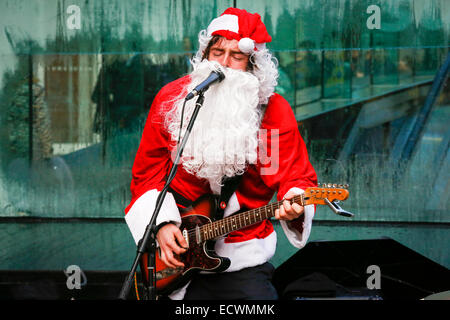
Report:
118,93,205,300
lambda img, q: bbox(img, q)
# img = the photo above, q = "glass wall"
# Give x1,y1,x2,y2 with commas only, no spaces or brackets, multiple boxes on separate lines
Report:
240,0,449,225
0,0,232,219
0,0,448,270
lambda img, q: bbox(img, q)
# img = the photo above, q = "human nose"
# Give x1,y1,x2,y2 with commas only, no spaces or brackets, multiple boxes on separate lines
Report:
217,53,231,68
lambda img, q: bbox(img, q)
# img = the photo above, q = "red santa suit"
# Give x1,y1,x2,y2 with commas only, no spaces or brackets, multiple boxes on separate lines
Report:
124,75,317,298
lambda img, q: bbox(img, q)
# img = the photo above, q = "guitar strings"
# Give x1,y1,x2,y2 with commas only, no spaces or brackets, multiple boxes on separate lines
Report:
183,194,305,240
184,199,280,236
182,188,346,243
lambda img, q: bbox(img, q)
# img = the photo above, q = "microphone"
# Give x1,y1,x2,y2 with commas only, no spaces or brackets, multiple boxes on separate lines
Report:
185,69,225,100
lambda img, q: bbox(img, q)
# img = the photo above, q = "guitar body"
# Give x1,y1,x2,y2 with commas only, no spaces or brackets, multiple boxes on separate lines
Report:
140,194,230,296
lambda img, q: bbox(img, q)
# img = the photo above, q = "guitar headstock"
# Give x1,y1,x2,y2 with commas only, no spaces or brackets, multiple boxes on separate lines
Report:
303,183,349,206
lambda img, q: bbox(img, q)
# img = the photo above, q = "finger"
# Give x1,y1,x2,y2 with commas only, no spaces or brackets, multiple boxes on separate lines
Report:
284,205,304,221
282,206,297,220
283,191,295,200
279,205,287,220
166,230,187,254
167,239,186,256
275,208,280,220
284,206,297,220
174,229,188,250
285,209,298,220
164,247,184,268
283,199,292,212
159,248,175,269
292,203,304,215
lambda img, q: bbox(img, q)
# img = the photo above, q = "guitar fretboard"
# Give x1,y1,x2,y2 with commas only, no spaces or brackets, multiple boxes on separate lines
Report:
193,194,305,243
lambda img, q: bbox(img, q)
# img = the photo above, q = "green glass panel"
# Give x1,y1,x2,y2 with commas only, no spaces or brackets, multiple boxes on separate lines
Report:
0,0,233,55
0,220,134,270
237,0,450,50
303,72,449,224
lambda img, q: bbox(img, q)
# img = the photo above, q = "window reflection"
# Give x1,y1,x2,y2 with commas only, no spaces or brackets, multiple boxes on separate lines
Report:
42,54,99,155
0,51,192,217
303,52,449,220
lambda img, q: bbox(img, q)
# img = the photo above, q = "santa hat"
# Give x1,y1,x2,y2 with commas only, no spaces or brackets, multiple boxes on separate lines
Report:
206,8,272,54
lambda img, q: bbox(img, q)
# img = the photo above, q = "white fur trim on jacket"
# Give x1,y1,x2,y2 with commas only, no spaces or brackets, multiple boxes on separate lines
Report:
279,187,315,249
214,230,277,272
124,189,181,245
223,192,240,217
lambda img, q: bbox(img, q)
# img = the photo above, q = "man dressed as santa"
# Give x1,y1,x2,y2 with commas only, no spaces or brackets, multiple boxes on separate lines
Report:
124,8,317,300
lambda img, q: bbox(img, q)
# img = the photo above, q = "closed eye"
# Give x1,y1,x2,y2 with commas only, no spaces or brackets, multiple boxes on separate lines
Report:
232,54,246,61
211,49,224,56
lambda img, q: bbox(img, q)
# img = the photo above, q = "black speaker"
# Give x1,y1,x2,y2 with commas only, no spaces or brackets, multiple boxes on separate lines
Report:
272,238,450,300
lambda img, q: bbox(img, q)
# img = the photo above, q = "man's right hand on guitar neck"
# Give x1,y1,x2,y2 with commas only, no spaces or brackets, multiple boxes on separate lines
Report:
156,223,188,269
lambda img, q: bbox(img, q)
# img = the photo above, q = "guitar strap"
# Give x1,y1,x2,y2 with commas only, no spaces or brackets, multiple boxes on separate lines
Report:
168,186,192,209
214,174,243,221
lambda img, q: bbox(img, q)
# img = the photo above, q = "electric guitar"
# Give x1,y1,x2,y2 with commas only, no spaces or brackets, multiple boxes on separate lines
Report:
139,184,350,296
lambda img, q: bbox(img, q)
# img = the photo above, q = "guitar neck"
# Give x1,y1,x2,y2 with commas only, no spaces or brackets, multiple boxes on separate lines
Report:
199,194,305,242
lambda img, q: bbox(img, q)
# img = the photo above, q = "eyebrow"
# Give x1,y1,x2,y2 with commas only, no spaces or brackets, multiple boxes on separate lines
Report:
210,47,246,55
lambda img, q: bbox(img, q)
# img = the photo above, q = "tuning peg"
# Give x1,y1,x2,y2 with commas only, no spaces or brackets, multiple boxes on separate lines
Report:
332,183,337,188
343,184,349,189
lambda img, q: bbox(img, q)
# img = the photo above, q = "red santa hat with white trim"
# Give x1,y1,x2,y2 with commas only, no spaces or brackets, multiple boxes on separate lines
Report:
206,8,272,54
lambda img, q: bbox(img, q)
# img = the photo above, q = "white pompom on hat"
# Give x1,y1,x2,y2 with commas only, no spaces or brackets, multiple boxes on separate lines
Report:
206,8,272,54
238,37,255,54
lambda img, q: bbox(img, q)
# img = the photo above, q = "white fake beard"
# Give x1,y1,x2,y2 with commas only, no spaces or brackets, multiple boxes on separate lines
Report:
165,60,262,194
